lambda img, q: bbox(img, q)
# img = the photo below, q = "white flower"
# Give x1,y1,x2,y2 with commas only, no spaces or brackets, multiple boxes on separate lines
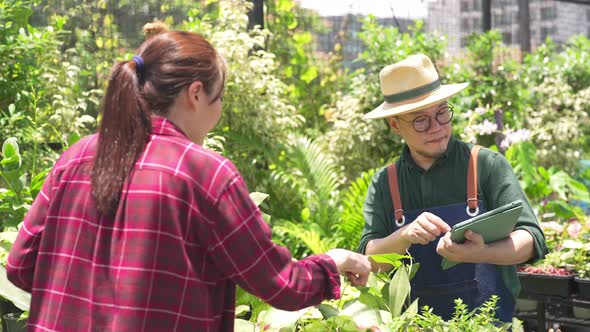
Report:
468,119,498,136
501,129,532,149
475,107,487,115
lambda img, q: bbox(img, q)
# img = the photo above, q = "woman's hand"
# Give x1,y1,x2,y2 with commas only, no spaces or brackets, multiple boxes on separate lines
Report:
325,249,372,286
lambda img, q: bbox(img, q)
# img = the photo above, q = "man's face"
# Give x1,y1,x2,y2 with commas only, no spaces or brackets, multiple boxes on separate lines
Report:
387,102,453,162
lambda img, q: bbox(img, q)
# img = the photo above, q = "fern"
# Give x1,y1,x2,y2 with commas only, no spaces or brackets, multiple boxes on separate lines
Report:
336,168,377,250
505,141,538,191
275,221,338,255
272,134,342,232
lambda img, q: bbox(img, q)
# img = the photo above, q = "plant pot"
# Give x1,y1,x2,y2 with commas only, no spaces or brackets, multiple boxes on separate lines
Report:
515,298,538,312
575,277,590,301
573,305,590,320
517,272,575,297
3,313,27,332
0,299,22,332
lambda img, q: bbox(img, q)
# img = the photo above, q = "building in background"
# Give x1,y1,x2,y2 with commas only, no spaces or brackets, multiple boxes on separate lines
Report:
315,15,414,69
427,0,590,55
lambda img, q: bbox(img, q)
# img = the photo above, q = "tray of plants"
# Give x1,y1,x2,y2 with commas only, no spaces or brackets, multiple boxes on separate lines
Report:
517,265,576,298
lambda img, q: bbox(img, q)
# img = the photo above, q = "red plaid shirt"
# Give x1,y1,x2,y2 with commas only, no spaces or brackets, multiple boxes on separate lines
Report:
7,116,340,331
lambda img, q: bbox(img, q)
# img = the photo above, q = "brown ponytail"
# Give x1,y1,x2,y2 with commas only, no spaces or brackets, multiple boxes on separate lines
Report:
92,60,151,217
92,25,224,217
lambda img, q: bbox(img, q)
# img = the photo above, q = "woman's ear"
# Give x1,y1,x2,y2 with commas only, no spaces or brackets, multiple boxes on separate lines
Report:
184,81,205,110
187,81,203,105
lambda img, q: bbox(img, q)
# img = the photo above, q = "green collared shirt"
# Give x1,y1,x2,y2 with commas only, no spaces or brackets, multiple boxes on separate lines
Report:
358,136,548,299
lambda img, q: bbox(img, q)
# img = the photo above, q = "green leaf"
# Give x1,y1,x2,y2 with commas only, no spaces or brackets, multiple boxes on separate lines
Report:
29,168,50,199
235,304,250,317
2,137,20,160
234,318,256,332
300,207,310,221
316,303,339,319
369,253,410,268
301,66,318,83
261,212,271,224
389,266,411,318
562,239,584,249
287,18,298,30
358,290,386,311
67,132,81,147
0,265,30,311
258,307,310,330
339,301,384,328
249,192,269,207
12,6,33,28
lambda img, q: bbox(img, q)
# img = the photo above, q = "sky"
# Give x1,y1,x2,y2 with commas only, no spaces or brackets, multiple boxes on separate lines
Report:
296,0,432,19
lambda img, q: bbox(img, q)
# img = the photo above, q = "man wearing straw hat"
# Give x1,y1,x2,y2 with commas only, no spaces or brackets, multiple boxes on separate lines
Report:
358,54,547,322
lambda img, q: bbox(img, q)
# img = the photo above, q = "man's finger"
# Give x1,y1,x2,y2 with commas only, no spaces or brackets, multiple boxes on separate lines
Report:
464,230,484,244
424,213,451,233
417,218,442,237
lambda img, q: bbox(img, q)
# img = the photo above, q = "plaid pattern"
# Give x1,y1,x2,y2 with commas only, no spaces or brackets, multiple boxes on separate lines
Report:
7,116,340,331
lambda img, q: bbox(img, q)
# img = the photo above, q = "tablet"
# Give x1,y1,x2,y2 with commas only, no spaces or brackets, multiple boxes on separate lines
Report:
441,200,524,270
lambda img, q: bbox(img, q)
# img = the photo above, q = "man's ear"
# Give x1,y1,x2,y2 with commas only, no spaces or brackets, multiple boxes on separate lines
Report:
387,117,401,134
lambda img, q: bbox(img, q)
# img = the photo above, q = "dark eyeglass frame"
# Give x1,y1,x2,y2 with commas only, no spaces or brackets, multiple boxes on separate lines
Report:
398,104,454,133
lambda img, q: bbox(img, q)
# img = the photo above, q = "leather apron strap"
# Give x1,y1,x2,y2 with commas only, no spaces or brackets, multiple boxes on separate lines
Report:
387,144,483,222
387,163,404,223
467,145,482,211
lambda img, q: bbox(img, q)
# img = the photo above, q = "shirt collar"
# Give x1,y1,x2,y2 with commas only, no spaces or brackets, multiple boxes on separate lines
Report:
150,115,189,139
400,135,457,171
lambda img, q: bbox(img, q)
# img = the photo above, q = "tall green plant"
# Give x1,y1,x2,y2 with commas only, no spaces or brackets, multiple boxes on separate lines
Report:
506,141,590,219
181,0,303,197
271,135,342,255
335,168,376,250
266,0,342,134
443,30,528,149
521,36,590,171
0,138,49,230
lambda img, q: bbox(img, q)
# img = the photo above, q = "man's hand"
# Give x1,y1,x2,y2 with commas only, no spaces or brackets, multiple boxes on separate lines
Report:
401,212,451,245
436,230,486,263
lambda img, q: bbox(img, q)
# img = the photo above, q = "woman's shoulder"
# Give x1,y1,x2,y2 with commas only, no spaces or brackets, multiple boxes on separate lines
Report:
52,134,99,171
146,136,240,194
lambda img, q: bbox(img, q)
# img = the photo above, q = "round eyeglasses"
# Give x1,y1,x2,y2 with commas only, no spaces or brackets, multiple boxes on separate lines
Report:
399,105,454,133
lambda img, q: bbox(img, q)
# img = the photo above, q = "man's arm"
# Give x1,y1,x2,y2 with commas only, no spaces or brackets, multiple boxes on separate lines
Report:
437,151,547,265
360,170,450,272
367,212,451,255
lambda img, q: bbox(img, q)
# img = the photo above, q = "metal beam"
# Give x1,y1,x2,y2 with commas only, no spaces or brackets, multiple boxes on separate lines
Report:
518,0,531,54
247,0,264,30
554,0,590,4
482,0,492,32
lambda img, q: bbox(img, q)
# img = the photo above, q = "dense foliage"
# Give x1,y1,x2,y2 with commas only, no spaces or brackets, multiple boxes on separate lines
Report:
2,0,590,329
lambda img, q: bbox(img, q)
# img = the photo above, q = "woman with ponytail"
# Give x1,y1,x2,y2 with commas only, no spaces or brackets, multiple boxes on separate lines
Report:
7,22,371,331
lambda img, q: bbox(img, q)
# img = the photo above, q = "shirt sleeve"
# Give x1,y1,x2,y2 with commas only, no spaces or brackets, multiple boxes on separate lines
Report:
482,152,549,264
6,170,55,292
357,168,390,254
202,173,341,311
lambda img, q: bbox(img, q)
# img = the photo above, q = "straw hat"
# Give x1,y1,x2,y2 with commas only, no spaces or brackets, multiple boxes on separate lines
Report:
363,54,469,120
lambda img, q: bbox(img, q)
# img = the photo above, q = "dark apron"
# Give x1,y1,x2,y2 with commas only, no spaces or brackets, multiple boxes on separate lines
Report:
386,145,514,322
397,202,514,322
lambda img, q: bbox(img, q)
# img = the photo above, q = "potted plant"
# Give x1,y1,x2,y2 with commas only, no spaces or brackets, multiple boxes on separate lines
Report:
563,238,590,319
517,263,576,298
3,312,27,332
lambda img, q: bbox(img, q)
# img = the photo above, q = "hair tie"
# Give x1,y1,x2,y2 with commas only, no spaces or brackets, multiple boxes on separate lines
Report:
132,55,144,74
